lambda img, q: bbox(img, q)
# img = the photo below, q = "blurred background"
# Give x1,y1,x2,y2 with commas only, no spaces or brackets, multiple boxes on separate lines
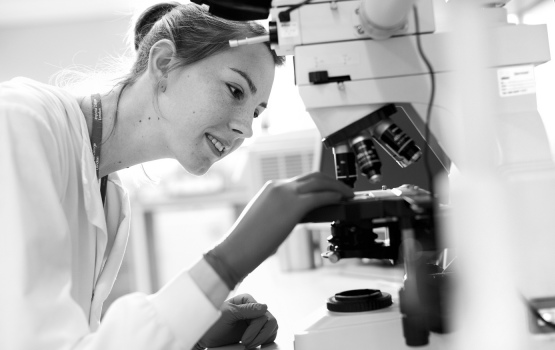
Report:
2,0,555,329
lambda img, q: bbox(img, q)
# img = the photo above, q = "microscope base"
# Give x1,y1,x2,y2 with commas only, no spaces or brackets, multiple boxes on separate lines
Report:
294,304,448,350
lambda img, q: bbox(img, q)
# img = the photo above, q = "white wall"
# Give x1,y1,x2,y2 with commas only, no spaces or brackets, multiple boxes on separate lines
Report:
0,16,131,83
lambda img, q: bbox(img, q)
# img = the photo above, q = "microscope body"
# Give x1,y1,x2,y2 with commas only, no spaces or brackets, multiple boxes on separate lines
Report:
269,0,555,349
271,0,549,175
193,0,555,348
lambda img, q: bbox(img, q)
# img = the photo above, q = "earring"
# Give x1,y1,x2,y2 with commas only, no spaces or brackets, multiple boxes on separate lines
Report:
160,82,167,93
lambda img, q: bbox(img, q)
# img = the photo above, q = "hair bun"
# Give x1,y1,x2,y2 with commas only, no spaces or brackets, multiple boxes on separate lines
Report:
134,2,180,51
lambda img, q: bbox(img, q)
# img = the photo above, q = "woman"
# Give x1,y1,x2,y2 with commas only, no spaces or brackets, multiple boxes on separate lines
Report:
0,2,353,350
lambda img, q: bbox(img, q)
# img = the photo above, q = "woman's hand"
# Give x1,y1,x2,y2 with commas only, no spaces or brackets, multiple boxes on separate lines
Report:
194,294,278,349
208,172,354,288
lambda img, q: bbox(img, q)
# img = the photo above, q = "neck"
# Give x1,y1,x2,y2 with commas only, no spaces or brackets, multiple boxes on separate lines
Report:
79,80,170,178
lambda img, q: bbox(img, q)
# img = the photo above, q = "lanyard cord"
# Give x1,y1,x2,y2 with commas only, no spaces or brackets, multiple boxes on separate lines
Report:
91,94,108,205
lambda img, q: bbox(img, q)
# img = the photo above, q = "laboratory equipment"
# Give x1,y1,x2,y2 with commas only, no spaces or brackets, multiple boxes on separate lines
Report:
193,0,555,348
299,184,451,348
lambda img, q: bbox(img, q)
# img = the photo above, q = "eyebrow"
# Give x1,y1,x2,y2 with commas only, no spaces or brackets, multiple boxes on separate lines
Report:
230,67,258,95
229,67,268,108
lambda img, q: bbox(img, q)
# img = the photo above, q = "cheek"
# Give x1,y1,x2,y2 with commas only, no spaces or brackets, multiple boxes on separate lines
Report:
163,85,234,142
229,139,245,154
189,90,229,123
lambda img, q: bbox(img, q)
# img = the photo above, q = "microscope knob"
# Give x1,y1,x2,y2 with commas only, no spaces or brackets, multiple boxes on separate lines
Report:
326,289,392,312
321,250,340,263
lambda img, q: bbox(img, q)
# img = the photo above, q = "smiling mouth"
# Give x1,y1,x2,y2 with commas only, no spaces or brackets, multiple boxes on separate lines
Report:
206,133,226,155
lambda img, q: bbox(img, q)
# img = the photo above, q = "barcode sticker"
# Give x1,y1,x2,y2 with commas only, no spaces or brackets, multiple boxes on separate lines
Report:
498,65,536,97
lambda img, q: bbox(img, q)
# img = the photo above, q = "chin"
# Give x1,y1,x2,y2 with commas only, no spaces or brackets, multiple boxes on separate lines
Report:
177,154,218,176
189,168,209,176
182,162,211,176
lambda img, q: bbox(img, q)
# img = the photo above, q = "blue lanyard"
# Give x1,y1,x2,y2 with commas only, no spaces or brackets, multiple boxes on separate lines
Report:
91,94,108,205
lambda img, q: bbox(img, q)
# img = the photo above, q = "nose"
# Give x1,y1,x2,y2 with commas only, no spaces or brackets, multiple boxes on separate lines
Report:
229,111,254,139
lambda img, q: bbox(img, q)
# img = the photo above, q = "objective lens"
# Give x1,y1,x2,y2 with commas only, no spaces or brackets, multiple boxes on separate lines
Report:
372,118,422,168
333,143,357,188
350,134,382,183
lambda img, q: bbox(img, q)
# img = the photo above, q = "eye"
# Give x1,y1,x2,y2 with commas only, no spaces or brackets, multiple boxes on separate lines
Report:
254,109,260,119
227,84,244,100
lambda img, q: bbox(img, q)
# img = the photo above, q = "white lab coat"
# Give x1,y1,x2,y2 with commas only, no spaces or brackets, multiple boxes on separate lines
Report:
0,78,221,349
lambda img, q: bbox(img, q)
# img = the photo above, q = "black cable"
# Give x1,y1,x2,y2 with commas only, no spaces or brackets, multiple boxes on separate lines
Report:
412,5,436,202
278,0,312,22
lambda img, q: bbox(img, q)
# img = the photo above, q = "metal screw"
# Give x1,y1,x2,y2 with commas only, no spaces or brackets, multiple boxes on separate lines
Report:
355,25,365,35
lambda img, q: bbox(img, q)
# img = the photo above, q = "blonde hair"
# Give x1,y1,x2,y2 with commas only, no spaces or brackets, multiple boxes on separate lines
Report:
123,1,284,87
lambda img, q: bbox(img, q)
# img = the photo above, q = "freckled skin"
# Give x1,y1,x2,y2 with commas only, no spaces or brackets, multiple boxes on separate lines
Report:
84,43,276,178
157,44,275,175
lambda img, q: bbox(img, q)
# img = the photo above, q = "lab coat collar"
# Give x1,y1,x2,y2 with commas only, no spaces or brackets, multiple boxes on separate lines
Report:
78,107,109,277
75,101,132,328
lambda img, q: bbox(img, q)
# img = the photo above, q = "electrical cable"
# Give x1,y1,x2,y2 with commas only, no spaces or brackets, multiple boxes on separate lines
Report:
278,0,312,22
412,5,436,202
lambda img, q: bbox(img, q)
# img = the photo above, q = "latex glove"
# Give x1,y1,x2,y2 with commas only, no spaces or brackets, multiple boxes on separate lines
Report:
194,293,278,349
207,172,354,289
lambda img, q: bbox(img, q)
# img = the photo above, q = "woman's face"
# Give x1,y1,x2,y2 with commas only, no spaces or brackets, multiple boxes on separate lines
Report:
159,44,276,175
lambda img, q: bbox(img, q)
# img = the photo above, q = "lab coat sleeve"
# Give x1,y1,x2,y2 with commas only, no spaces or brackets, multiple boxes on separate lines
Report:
0,104,221,349
85,273,221,349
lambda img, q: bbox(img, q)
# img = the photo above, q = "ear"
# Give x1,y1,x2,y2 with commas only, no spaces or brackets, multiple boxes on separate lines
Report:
147,39,176,85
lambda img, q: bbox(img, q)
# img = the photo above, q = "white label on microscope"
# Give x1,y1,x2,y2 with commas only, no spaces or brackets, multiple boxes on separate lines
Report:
313,53,360,68
498,65,536,97
279,22,299,38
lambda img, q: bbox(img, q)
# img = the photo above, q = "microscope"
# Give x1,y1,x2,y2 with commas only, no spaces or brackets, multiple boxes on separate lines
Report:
194,0,555,348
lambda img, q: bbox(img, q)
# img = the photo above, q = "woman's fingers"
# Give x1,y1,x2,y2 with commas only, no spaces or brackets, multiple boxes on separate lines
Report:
241,313,278,349
294,172,354,198
300,191,344,209
297,177,355,198
228,293,257,305
261,325,278,345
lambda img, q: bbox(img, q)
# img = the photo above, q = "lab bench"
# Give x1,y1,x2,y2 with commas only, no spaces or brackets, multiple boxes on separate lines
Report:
210,256,405,350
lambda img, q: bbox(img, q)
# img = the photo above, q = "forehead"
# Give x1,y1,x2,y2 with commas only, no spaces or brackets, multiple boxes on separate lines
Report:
195,44,276,95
